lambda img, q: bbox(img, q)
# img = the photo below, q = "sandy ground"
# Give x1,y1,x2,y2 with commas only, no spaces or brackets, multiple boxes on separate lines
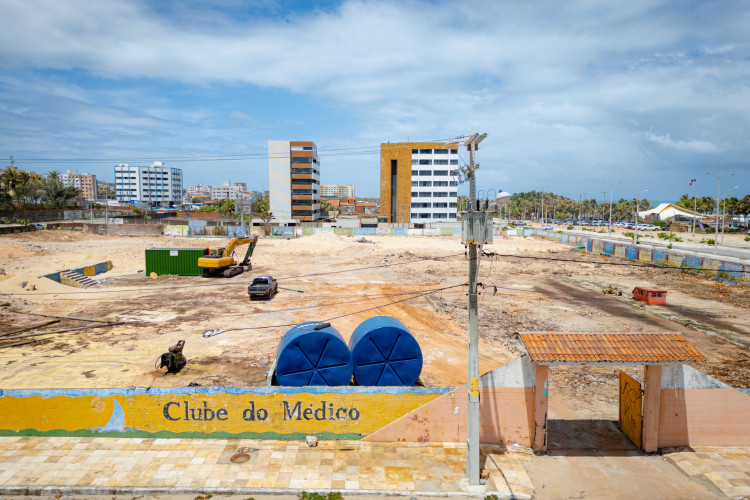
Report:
0,229,748,406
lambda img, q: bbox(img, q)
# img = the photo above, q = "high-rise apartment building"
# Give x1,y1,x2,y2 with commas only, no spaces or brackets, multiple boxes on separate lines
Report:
268,141,320,222
380,142,459,224
114,161,183,206
320,184,355,199
59,170,98,201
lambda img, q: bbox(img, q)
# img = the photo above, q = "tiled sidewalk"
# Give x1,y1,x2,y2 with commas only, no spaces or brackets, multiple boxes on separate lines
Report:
0,436,533,498
664,446,750,498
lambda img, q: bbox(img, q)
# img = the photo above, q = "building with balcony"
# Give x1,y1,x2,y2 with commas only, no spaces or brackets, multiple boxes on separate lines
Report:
114,162,183,207
380,142,459,224
268,141,320,222
321,184,355,199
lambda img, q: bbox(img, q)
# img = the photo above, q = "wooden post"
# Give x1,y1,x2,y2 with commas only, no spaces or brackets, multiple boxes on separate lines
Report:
533,364,549,452
642,364,663,452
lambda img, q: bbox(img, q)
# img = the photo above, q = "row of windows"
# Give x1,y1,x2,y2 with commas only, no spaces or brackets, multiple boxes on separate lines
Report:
292,189,318,195
411,181,455,187
291,210,320,217
411,202,456,208
413,213,454,219
290,157,319,165
412,170,456,176
412,149,458,155
412,159,459,165
411,192,458,198
291,168,319,175
291,178,319,185
291,146,316,151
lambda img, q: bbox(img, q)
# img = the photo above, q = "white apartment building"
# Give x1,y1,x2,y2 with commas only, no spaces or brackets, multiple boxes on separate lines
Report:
114,162,183,206
320,184,355,199
409,147,459,222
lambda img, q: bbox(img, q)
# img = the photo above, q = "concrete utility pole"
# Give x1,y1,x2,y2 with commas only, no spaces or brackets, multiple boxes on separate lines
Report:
705,172,722,254
464,132,486,487
690,179,697,235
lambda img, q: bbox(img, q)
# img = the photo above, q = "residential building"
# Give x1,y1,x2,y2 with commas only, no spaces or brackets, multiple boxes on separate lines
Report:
59,170,98,201
321,184,355,199
380,142,459,224
114,162,183,207
268,141,320,222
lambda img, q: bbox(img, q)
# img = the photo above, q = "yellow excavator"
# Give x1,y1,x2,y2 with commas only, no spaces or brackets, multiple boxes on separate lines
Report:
197,236,259,278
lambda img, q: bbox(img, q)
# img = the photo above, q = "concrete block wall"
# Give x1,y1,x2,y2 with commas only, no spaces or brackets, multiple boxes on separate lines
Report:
526,229,749,282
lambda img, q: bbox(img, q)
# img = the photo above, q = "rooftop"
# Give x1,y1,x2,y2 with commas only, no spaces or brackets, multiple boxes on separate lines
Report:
518,332,706,365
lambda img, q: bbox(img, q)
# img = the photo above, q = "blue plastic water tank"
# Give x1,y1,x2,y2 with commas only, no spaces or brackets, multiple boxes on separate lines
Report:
349,316,423,386
275,321,353,386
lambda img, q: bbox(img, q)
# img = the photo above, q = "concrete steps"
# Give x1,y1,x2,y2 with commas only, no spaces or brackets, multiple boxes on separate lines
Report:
59,270,98,288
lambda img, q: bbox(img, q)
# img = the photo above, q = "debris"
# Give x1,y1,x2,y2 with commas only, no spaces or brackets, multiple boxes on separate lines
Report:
150,272,158,280
306,435,318,447
202,329,226,338
0,319,60,338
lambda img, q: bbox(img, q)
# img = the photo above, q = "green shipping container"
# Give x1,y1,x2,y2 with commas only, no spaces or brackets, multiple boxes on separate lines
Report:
145,248,208,276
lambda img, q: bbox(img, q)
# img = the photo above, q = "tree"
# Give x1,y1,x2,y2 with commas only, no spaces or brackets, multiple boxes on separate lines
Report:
252,195,272,222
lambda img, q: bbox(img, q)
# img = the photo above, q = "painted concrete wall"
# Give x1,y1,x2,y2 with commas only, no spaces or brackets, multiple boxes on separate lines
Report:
365,356,536,446
90,224,164,236
658,365,750,447
0,387,449,440
524,229,748,282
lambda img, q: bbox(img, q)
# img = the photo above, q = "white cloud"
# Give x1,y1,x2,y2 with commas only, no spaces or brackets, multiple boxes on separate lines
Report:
645,131,719,153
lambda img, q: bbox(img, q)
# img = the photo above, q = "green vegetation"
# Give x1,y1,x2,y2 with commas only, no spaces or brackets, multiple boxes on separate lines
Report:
0,166,82,218
300,492,343,500
700,238,715,246
567,224,574,230
657,232,682,242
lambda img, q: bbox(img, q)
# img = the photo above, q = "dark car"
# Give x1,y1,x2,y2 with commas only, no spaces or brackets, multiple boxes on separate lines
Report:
247,276,278,300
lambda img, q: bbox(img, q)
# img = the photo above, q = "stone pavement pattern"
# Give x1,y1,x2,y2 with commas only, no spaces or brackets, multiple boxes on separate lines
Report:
0,436,533,498
665,446,750,499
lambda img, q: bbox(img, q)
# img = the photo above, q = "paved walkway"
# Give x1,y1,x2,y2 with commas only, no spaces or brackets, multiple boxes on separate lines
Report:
0,436,533,498
664,446,750,499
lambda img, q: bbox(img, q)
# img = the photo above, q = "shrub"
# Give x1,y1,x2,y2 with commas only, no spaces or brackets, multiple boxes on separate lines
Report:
567,224,574,230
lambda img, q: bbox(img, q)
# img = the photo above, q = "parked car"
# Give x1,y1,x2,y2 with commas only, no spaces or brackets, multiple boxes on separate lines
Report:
31,223,44,230
247,276,278,300
513,221,527,226
541,224,553,230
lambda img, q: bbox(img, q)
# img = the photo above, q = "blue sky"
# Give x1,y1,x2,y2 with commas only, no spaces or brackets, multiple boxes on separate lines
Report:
0,0,748,202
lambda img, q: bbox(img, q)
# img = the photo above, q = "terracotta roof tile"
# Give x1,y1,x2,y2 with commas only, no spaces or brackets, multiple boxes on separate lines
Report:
518,332,705,364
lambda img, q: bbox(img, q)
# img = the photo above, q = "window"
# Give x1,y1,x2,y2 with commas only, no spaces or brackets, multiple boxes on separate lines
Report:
411,159,417,165
292,189,313,195
419,149,432,154
419,181,432,187
450,159,458,165
292,179,312,185
419,159,432,165
433,170,449,176
412,149,418,154
433,149,448,154
434,181,448,187
433,213,448,219
419,170,432,176
433,202,448,208
411,181,418,186
418,192,432,198
411,192,418,197
449,149,458,155
433,192,448,198
291,157,312,164
450,170,458,176
450,192,457,197
450,181,458,186
434,159,448,165
291,168,314,174
411,202,431,208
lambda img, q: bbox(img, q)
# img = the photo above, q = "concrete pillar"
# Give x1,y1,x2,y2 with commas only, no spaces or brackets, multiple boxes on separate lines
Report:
533,364,549,452
642,364,663,452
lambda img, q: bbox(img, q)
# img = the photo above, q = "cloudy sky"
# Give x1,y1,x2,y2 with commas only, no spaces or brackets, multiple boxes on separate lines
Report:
0,0,747,202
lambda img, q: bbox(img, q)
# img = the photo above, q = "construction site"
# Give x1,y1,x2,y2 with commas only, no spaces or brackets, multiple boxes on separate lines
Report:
0,227,749,498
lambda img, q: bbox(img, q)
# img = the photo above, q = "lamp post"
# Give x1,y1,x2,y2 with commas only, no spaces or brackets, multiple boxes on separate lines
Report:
633,190,647,244
722,185,739,245
602,181,621,236
689,179,697,235
705,172,732,253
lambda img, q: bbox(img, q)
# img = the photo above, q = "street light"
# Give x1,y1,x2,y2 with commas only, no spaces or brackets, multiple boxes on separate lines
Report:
722,185,739,244
705,172,733,253
633,190,647,244
689,179,697,235
602,181,622,236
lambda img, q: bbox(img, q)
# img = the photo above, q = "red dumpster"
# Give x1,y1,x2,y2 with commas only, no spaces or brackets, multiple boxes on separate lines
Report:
632,287,667,305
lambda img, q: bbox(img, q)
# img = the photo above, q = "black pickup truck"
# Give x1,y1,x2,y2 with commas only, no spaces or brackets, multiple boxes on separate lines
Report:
247,276,278,300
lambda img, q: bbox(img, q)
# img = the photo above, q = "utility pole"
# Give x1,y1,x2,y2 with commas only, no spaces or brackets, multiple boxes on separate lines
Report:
634,193,639,245
463,132,486,487
690,179,697,235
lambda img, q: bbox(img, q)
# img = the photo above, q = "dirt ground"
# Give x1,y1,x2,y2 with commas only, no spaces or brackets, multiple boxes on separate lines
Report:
0,229,748,414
